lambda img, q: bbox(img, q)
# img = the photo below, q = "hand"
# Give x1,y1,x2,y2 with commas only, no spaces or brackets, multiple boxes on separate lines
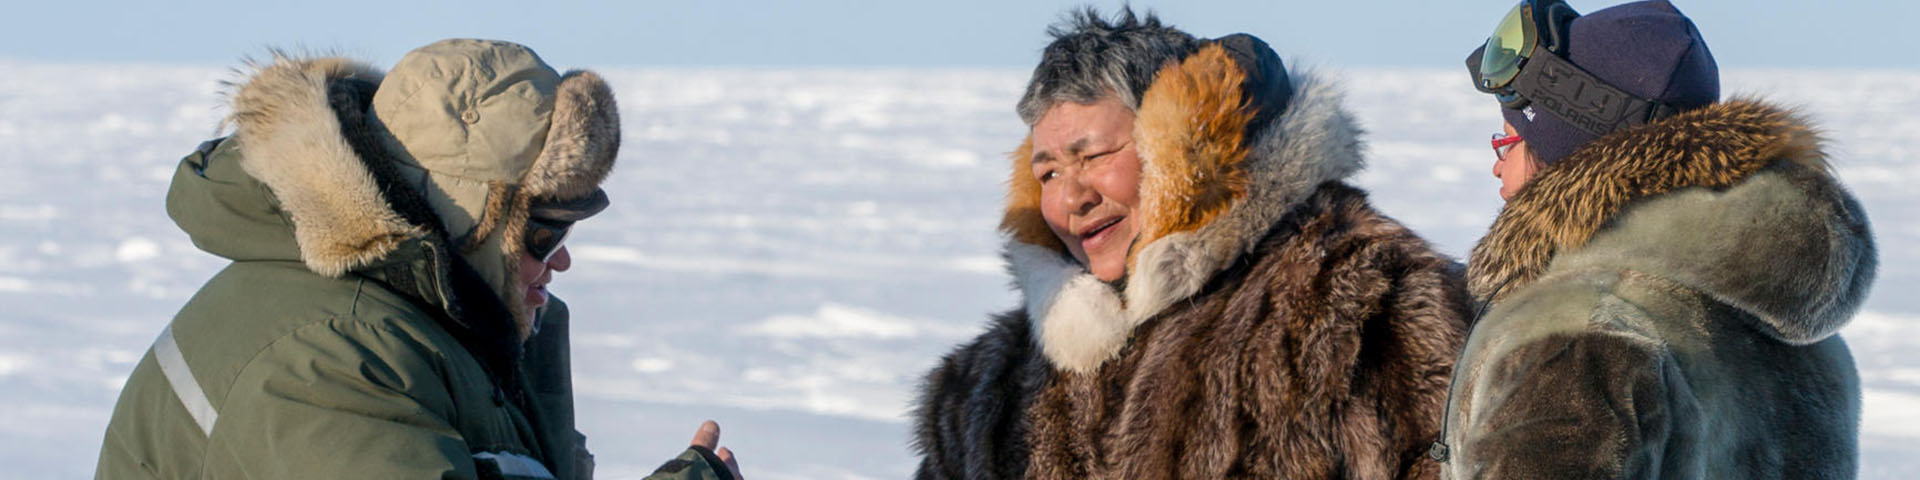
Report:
690,420,743,480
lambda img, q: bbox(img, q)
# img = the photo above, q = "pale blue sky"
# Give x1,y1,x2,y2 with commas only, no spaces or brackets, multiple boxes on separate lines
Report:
4,0,1915,69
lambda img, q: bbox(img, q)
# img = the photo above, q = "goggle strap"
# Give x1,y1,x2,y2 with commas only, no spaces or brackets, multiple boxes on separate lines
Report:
1532,0,1579,56
1465,45,1497,94
1508,50,1677,136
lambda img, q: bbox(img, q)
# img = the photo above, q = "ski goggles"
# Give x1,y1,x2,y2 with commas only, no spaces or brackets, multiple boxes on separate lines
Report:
524,217,574,263
1469,0,1577,107
1465,0,1680,136
520,189,609,263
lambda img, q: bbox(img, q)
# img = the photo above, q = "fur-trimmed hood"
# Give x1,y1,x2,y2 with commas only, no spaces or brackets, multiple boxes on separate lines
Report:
1001,41,1366,373
168,48,617,395
215,44,618,337
1468,99,1876,344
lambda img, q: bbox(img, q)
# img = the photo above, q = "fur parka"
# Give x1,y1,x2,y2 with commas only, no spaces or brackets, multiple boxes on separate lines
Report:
1437,99,1876,479
914,41,1472,479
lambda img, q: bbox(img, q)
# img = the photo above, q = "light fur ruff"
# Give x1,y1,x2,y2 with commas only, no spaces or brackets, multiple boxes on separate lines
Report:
226,55,619,288
1001,43,1365,373
228,55,421,277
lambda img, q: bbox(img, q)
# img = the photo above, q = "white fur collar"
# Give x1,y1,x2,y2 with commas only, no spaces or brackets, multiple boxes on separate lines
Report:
1012,70,1365,374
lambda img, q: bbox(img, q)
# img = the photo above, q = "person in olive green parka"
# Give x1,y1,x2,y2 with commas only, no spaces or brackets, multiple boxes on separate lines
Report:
94,39,741,480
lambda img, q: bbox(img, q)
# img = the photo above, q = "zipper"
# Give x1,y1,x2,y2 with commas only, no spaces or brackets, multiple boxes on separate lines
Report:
1428,278,1511,463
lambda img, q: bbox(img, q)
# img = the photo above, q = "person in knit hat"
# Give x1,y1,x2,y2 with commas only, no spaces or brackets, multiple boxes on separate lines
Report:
1437,1,1876,478
95,39,741,480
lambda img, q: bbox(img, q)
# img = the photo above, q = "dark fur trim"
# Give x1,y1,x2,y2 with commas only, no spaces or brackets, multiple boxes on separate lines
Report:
911,313,1050,480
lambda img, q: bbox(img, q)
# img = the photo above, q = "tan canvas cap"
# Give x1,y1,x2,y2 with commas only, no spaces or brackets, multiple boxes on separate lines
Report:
369,39,620,332
372,38,558,243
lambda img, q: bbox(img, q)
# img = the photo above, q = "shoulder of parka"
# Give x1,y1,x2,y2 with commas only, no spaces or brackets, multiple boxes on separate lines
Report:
203,311,488,479
912,310,1050,480
1444,309,1687,480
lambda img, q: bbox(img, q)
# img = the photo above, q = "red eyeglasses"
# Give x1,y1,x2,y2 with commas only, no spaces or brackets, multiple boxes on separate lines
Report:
1491,132,1524,157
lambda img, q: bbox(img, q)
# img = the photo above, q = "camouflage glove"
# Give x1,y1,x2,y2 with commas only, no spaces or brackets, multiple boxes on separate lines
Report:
643,446,736,480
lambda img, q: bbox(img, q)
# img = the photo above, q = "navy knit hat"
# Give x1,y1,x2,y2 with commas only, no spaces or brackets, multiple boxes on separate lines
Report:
1500,0,1720,165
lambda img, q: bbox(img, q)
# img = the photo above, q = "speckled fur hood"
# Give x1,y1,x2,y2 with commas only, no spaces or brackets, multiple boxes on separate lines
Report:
1467,99,1876,344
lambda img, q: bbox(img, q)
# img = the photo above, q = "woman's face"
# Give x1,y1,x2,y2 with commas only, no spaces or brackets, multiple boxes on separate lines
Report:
1030,98,1142,283
1493,122,1542,201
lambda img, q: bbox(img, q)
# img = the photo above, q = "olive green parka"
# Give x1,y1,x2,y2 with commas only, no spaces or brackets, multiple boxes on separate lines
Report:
95,49,731,480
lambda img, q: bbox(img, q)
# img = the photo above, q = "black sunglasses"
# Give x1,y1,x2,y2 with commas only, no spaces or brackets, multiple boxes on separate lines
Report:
524,217,575,263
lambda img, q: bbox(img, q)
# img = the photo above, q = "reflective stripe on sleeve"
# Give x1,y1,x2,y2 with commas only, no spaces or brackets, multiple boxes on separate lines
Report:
473,452,557,480
153,326,218,436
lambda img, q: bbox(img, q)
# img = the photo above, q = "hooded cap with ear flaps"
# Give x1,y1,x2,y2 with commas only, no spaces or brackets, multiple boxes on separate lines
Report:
222,39,618,339
369,39,620,334
1001,35,1366,373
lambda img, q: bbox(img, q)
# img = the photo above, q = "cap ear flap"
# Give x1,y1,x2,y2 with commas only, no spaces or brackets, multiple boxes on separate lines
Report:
1002,136,1065,252
522,70,620,202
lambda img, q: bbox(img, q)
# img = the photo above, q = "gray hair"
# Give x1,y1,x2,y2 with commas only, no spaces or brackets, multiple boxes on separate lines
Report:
1016,7,1204,125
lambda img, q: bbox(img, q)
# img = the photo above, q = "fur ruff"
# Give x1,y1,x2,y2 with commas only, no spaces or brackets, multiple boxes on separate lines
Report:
227,56,421,277
228,55,618,283
1000,43,1365,373
1468,99,1873,343
225,54,618,344
221,53,541,405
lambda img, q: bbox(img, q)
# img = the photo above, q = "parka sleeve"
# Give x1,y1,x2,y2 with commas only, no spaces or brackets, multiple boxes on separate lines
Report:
201,318,483,479
1457,331,1692,479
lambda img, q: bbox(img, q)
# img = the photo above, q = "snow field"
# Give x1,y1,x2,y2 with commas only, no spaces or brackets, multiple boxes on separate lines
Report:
1,62,1914,478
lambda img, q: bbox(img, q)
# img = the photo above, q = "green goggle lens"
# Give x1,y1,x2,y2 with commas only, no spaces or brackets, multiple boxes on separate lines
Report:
1478,3,1536,90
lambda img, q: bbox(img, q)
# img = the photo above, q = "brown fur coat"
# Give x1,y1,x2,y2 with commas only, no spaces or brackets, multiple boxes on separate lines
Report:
914,41,1471,479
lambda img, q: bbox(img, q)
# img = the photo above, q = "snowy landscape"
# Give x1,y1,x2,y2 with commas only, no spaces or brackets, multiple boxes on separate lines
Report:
1,62,1915,478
